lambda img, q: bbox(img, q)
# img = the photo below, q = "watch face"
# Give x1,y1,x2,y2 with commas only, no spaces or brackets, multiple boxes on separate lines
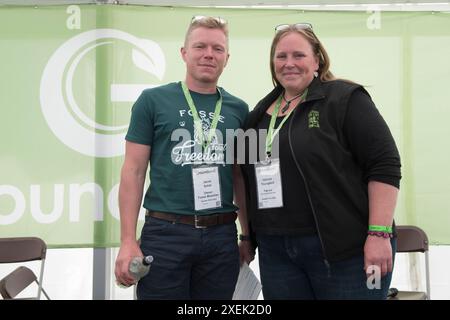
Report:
239,235,251,241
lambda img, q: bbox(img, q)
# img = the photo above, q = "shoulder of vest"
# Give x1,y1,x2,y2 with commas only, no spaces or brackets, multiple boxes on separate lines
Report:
322,79,363,92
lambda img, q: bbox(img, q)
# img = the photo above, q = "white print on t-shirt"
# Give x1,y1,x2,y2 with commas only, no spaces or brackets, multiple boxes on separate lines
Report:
172,139,226,166
171,111,227,166
179,109,225,124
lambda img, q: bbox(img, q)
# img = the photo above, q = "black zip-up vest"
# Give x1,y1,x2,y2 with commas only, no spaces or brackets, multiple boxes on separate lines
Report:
242,77,398,262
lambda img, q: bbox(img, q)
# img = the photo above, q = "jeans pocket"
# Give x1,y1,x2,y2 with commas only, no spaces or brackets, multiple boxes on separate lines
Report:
142,217,172,238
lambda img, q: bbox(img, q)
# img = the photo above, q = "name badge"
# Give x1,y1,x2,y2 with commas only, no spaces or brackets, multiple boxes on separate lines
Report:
255,158,283,209
192,165,222,211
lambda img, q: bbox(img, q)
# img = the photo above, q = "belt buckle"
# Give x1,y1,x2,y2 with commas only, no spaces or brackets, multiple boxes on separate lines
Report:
194,215,207,229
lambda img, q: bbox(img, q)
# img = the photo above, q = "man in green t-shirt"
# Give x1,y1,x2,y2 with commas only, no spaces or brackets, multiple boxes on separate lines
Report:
114,16,254,299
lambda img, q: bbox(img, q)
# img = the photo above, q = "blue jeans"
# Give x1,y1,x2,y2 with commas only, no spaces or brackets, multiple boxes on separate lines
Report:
137,216,240,300
257,234,396,300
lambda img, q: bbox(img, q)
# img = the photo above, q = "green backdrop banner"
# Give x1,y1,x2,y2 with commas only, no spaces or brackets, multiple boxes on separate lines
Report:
1,5,449,247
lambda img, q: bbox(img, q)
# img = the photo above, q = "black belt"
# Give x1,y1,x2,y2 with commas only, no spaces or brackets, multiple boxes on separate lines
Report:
146,210,237,228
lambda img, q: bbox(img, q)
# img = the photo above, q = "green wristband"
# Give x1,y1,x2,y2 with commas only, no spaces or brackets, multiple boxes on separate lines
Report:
368,225,392,233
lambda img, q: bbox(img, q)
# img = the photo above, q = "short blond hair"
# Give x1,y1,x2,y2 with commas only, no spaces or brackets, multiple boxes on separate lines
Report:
184,16,229,48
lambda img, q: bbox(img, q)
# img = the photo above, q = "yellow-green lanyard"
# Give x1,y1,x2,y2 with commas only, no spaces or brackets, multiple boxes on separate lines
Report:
266,89,308,157
181,81,223,152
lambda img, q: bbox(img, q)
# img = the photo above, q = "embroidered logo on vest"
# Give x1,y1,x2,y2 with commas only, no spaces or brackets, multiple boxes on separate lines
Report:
308,110,320,128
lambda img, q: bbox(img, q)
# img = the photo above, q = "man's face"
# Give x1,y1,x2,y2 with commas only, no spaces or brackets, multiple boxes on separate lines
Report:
181,27,229,86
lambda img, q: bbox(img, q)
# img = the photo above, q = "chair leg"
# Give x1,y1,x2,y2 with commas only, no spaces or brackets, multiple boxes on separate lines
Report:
41,287,51,300
34,280,51,300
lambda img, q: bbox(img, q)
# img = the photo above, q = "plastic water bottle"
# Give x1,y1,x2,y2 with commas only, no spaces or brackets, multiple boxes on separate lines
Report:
129,255,154,281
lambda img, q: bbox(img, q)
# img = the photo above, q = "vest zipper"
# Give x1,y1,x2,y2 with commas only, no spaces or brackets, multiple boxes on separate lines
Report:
288,103,331,276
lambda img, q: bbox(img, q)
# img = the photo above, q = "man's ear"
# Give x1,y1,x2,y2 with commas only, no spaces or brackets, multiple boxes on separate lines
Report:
224,53,230,68
180,47,187,62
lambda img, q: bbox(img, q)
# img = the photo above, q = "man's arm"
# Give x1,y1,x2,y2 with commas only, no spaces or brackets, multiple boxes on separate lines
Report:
115,141,150,286
233,164,255,265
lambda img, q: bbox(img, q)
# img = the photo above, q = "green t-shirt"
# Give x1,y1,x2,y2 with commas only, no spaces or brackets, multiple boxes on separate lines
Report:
126,82,248,215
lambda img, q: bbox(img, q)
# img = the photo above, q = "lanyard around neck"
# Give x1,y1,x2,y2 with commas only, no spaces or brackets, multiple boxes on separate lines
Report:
265,89,308,157
181,81,223,151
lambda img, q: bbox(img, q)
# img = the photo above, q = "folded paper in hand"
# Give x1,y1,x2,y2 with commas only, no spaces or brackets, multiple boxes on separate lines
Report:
232,262,262,300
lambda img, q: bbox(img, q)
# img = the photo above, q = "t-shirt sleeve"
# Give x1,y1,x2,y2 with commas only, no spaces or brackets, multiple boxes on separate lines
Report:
233,101,249,162
242,109,249,130
344,88,402,188
125,91,154,146
239,100,250,128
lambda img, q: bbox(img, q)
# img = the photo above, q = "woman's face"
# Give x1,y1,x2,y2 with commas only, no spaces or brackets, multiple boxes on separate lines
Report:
273,32,319,94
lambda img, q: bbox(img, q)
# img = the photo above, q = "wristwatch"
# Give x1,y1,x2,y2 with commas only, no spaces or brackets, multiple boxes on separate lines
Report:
239,234,251,241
